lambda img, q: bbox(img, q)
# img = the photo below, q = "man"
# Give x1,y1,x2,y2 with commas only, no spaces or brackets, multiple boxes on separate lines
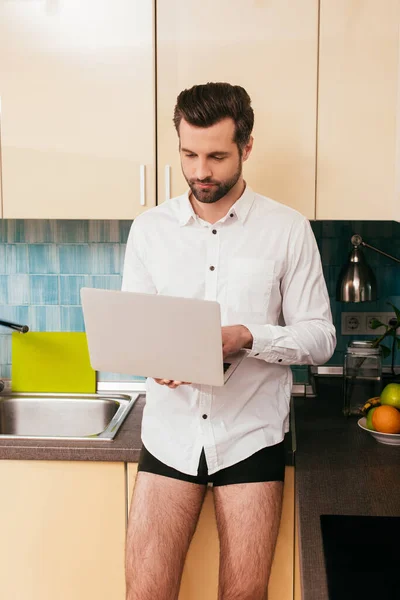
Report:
122,82,336,600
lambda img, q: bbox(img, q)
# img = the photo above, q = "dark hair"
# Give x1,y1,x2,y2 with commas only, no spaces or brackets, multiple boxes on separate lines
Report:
173,82,254,149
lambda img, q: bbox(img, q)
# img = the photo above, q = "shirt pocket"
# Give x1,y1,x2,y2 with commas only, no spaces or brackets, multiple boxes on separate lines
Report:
226,258,275,319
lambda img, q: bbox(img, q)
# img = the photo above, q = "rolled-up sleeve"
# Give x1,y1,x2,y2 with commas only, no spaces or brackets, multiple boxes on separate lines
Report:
244,217,336,365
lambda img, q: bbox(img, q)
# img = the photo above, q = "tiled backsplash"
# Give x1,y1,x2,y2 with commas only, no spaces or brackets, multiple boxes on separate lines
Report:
1,218,399,383
0,220,132,381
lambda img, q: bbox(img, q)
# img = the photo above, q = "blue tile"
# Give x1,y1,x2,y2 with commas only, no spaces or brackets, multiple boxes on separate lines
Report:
30,276,59,305
309,220,321,237
60,306,85,331
28,306,61,331
0,244,29,274
0,306,29,330
0,335,11,364
326,350,344,366
91,275,122,291
59,245,90,274
60,275,91,305
119,244,127,273
5,221,25,243
0,365,11,379
320,238,350,267
97,371,146,382
55,221,89,243
119,221,133,243
23,221,57,243
0,275,30,305
0,222,7,243
88,221,120,242
90,244,122,274
28,244,59,274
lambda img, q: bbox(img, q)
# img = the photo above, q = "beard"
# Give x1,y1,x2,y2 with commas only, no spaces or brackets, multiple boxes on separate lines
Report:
185,162,242,204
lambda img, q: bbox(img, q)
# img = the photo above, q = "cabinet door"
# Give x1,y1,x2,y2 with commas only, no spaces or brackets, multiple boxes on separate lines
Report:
0,460,126,600
317,0,400,219
157,1,318,219
0,0,155,219
179,466,294,600
127,464,294,599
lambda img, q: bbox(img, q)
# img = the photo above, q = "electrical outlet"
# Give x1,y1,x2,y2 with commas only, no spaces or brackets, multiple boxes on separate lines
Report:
365,314,387,334
365,312,398,334
341,313,364,335
341,312,399,335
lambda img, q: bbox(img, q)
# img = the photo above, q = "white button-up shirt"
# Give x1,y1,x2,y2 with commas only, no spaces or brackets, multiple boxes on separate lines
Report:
122,185,336,475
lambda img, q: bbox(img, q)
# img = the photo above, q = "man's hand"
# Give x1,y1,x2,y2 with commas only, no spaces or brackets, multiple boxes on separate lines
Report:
222,325,253,358
154,379,191,389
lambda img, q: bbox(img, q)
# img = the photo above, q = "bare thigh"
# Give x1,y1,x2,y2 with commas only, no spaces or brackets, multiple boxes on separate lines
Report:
125,472,206,600
214,481,284,600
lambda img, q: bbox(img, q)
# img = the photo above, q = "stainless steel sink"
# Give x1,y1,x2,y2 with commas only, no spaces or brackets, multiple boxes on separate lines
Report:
0,392,140,441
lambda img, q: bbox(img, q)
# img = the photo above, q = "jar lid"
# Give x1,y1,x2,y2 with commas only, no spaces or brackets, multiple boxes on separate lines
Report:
349,340,375,348
347,345,381,355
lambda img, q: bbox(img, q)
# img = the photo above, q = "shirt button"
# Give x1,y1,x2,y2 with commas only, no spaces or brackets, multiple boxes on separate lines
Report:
278,359,282,362
202,414,208,419
230,213,234,218
212,229,217,234
209,266,215,271
255,353,259,356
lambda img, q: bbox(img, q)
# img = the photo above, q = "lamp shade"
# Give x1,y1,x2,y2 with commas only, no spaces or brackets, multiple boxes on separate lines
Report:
336,246,377,302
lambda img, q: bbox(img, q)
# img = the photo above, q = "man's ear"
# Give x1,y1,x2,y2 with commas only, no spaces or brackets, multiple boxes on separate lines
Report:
242,136,254,162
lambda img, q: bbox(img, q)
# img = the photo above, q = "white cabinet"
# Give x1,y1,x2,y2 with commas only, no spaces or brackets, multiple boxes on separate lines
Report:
0,460,126,599
317,0,400,220
0,0,155,219
157,1,319,219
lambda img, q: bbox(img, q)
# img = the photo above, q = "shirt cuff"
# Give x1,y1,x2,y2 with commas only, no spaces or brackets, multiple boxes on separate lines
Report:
243,324,274,357
243,323,297,365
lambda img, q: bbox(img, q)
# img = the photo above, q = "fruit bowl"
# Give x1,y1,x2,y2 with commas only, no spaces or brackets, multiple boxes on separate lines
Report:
358,417,400,446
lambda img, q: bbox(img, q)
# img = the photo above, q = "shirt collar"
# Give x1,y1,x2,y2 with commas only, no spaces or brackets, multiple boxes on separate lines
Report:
178,184,255,227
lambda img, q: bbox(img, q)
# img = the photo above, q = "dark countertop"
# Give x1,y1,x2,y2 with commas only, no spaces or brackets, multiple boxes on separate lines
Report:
0,392,294,465
294,378,400,600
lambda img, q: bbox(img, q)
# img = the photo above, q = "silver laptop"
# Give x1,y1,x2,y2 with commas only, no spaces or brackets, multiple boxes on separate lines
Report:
80,288,246,386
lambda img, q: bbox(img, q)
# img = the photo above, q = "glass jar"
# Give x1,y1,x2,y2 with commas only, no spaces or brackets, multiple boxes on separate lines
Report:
343,341,382,417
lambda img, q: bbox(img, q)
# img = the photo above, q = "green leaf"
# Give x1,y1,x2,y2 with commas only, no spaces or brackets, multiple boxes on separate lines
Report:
379,344,391,359
369,319,386,330
386,302,400,324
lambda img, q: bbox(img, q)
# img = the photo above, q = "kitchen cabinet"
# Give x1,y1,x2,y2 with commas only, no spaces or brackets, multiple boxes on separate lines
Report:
0,0,155,219
127,463,295,600
156,1,319,219
316,0,400,220
0,460,126,599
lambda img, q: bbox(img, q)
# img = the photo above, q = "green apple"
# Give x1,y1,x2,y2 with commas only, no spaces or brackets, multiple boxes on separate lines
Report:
366,407,378,430
380,383,400,410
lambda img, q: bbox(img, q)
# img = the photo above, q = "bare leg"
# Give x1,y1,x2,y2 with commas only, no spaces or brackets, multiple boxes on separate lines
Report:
125,472,207,600
214,481,284,600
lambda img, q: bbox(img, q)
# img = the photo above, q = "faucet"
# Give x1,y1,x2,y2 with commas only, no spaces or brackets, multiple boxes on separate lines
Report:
0,319,29,334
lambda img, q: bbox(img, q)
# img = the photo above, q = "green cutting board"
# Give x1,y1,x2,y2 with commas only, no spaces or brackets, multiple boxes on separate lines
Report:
11,332,96,393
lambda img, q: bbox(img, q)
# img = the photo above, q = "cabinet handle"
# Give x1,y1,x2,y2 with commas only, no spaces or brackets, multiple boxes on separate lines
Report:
139,164,146,206
165,165,171,201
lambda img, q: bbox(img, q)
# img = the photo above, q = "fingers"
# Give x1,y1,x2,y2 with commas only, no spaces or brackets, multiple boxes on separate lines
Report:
154,379,191,388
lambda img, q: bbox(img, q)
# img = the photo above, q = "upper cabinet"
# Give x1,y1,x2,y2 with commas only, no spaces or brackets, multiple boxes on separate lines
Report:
156,0,319,219
317,0,400,220
0,0,155,219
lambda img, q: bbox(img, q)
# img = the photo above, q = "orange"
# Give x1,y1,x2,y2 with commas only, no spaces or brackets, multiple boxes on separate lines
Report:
371,405,400,434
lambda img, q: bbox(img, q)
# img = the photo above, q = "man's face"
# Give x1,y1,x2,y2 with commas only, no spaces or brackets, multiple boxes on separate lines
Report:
179,117,251,204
